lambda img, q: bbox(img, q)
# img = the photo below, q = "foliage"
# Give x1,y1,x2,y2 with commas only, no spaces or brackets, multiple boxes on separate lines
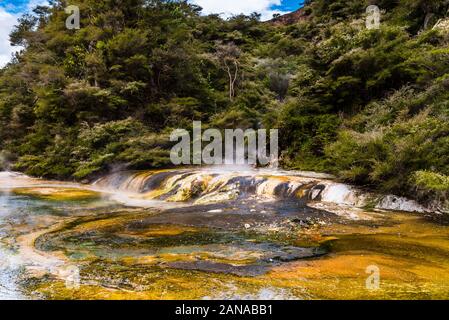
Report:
1,0,449,209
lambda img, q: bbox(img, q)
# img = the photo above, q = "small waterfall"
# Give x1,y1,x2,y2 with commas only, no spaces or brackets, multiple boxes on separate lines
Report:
93,170,189,194
375,195,431,213
317,183,368,207
93,171,153,192
92,168,434,214
0,169,436,213
94,169,320,203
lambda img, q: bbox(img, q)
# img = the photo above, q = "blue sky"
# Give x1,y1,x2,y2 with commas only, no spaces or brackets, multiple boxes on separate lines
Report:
272,0,304,12
0,0,302,66
2,0,25,13
1,0,303,15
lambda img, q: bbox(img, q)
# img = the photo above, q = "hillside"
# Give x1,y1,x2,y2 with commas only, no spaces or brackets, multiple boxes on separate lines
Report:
0,0,449,210
270,7,310,26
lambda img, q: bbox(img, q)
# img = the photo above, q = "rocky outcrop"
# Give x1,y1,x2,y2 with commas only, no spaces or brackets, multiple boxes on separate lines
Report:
269,8,310,26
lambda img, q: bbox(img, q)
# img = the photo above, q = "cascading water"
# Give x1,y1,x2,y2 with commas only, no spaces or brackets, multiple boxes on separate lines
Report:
93,168,432,213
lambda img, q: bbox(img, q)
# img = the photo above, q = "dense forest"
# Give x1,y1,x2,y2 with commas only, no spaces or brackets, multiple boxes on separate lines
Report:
0,0,448,209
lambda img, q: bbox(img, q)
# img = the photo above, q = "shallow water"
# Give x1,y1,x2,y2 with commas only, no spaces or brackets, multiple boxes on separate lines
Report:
1,170,449,300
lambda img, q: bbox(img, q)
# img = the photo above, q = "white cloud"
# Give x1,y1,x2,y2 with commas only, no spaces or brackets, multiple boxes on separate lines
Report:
0,7,20,68
27,0,49,11
190,0,287,21
0,1,48,68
